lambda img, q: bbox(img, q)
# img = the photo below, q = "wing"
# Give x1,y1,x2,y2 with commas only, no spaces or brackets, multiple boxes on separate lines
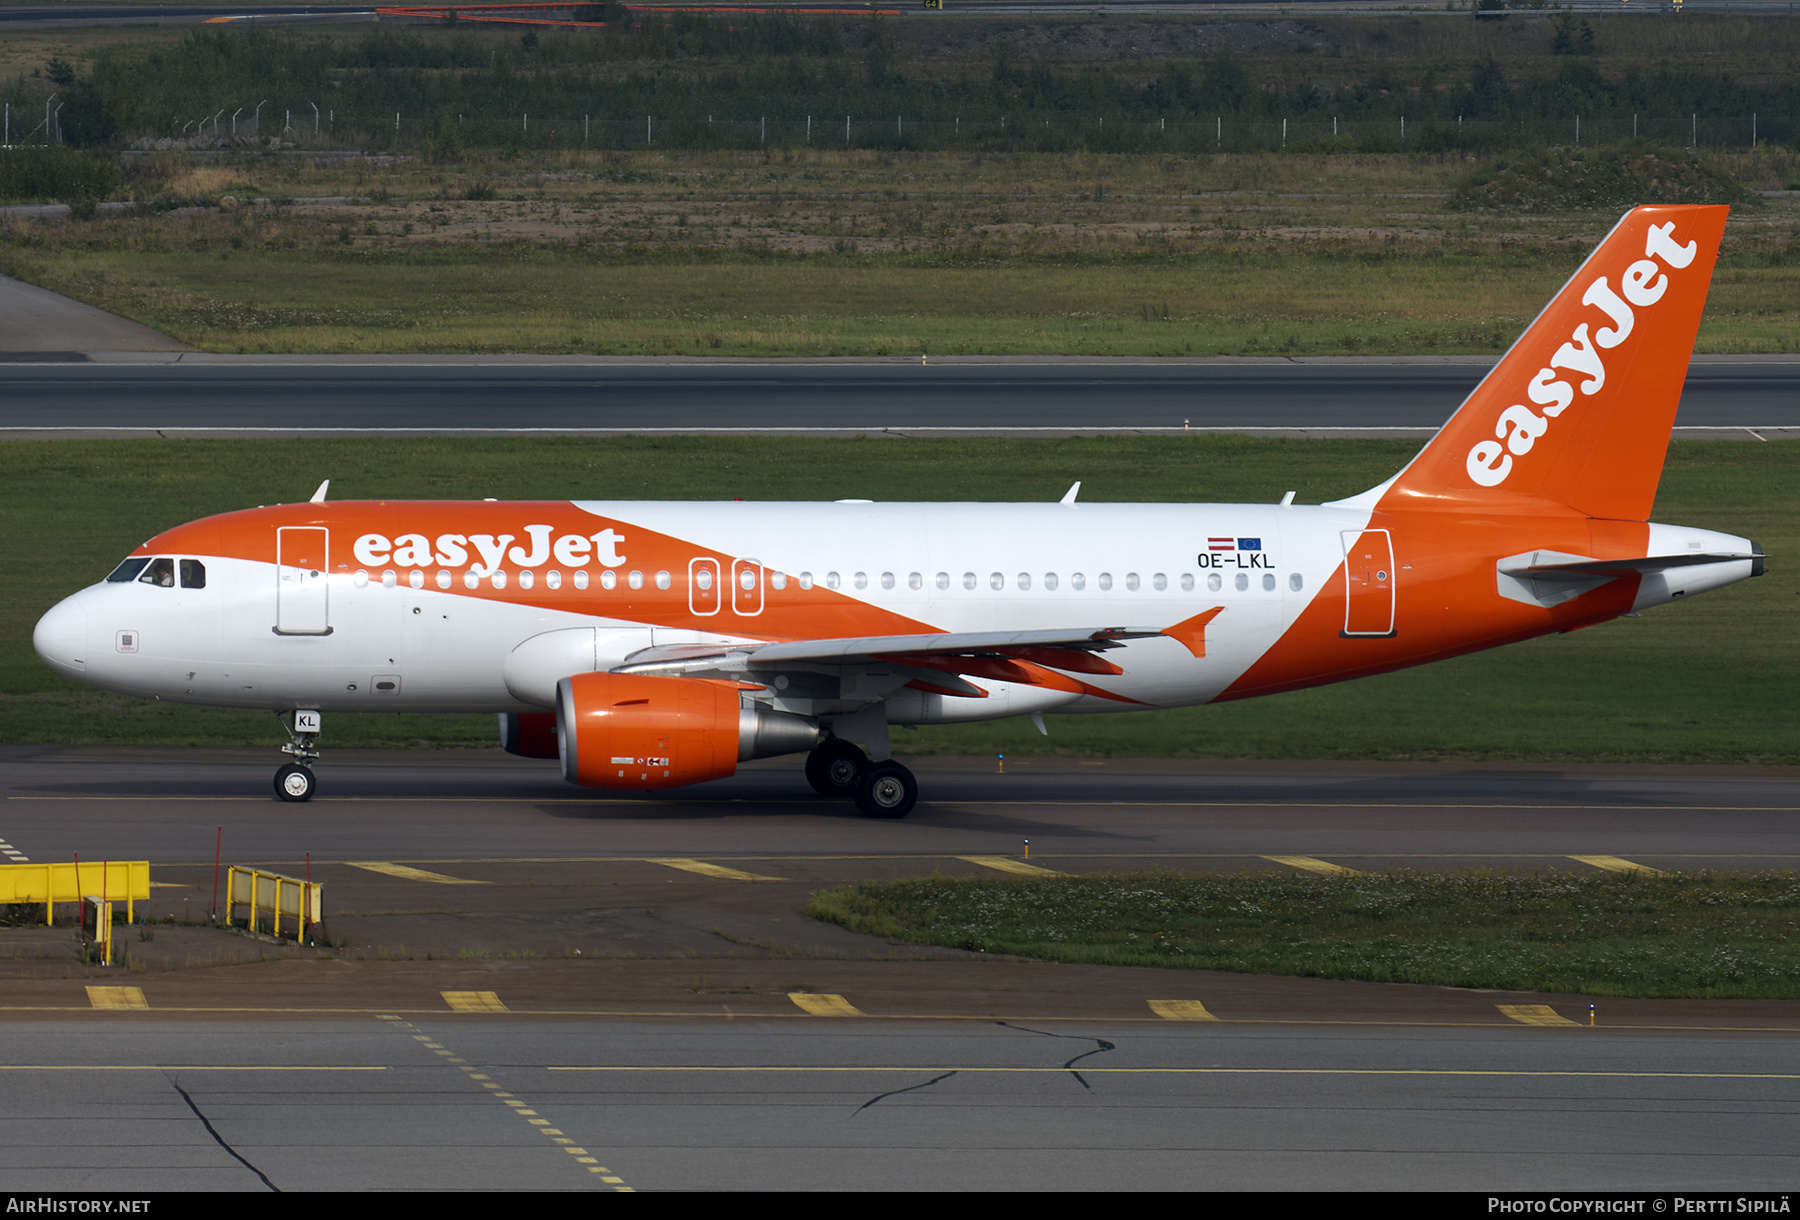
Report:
615,625,1168,699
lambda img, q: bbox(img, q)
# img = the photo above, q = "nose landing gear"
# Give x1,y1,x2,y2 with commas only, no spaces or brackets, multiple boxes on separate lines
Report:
274,710,321,802
274,762,315,802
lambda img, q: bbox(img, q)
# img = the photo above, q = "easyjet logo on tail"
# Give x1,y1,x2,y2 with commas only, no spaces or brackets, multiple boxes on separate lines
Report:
1465,221,1698,489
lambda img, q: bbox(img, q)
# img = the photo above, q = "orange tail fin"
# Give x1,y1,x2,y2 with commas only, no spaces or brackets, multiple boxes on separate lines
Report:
1378,205,1729,522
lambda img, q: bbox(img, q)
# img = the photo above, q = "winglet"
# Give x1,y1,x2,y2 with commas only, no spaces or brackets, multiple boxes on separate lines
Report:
1162,607,1225,659
1060,481,1081,505
309,479,330,504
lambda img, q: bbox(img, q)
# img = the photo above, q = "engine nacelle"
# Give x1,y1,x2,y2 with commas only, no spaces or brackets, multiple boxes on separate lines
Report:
555,672,818,790
497,711,559,759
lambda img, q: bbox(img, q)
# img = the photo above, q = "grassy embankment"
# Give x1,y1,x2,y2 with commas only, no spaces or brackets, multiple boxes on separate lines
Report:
807,871,1800,999
0,144,1795,355
4,436,1793,760
0,16,1795,355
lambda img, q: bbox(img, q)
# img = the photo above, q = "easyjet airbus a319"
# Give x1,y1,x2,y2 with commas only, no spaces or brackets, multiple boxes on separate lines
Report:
33,205,1763,816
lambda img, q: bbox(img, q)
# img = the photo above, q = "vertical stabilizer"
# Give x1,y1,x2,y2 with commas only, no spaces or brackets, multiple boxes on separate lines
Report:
1377,205,1729,522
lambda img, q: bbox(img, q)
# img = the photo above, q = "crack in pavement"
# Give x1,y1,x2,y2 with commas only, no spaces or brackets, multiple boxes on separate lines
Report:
994,1020,1117,1090
853,1069,960,1115
170,1077,279,1192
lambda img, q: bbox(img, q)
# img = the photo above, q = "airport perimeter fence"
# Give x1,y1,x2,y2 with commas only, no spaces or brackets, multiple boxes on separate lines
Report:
133,110,1793,157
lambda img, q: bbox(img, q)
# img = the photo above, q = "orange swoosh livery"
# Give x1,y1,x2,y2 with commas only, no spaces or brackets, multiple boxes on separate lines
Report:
33,206,1763,817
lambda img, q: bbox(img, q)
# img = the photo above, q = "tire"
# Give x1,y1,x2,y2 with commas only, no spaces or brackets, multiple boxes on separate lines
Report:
274,763,316,802
854,760,918,819
805,739,866,798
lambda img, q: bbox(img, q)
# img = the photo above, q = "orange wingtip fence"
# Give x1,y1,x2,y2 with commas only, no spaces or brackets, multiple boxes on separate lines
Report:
375,4,902,25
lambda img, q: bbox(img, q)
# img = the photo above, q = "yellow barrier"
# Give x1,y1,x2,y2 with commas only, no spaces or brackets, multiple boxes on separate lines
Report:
0,861,149,926
226,867,322,942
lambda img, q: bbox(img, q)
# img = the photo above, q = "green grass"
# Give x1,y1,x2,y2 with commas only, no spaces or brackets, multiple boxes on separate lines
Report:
3,435,1794,759
806,870,1800,999
6,241,1797,358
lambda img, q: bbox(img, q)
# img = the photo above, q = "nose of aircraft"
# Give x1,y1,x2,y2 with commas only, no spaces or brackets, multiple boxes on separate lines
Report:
33,594,88,679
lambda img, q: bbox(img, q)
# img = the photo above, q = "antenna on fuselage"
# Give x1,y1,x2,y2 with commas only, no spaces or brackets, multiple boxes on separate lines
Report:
1059,481,1081,505
309,480,329,504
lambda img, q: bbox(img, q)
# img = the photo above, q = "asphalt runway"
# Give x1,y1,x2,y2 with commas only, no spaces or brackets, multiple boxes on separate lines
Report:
2,358,1797,437
6,749,1799,1190
6,1020,1798,1192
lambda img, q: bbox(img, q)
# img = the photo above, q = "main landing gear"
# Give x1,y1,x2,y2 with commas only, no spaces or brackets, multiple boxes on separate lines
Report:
274,710,321,803
804,739,918,819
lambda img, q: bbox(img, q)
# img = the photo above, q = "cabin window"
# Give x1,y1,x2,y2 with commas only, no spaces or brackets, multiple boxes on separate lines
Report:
1153,573,1167,592
1235,573,1249,591
383,570,398,589
963,572,977,590
1181,573,1195,592
518,570,535,590
694,567,714,591
599,570,615,590
463,570,479,590
436,570,452,590
138,558,176,588
106,558,150,583
1044,573,1059,591
408,570,424,590
826,572,841,590
546,570,562,590
627,571,644,590
354,569,369,588
908,572,922,591
1098,573,1113,591
574,571,591,590
1071,573,1086,591
880,572,895,590
936,572,949,590
1289,573,1303,592
1126,573,1141,592
854,572,869,590
989,572,1004,591
491,571,508,590
771,572,788,591
1207,573,1222,592
1016,572,1031,591
1263,573,1277,591
655,571,672,590
799,572,815,590
180,559,207,589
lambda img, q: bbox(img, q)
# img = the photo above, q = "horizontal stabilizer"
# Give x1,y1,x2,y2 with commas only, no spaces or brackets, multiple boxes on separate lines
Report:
1508,551,1763,578
1497,548,1764,609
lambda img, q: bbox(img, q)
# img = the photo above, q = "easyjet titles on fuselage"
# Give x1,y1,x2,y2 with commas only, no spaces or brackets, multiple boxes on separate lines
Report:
351,525,628,575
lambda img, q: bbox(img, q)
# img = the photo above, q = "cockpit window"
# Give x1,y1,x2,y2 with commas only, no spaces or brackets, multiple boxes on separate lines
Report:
106,557,150,583
180,559,206,589
137,558,175,588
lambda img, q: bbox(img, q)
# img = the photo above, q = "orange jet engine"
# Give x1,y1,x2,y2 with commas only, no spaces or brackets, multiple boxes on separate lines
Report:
555,671,818,789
